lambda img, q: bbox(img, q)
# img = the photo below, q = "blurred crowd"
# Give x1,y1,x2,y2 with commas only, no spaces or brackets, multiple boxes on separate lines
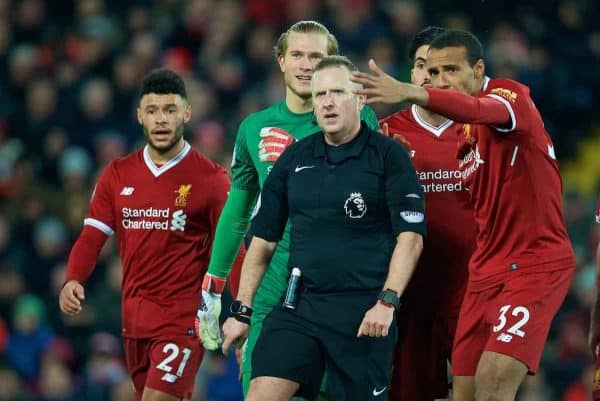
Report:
0,0,599,400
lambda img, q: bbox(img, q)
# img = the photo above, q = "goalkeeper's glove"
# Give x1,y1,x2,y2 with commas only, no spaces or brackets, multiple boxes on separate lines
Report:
258,127,295,163
196,273,226,351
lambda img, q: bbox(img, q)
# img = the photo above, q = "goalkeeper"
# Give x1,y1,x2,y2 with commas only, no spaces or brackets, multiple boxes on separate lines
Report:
197,20,379,398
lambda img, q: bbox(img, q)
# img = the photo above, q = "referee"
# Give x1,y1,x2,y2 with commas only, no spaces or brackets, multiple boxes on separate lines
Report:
222,55,425,401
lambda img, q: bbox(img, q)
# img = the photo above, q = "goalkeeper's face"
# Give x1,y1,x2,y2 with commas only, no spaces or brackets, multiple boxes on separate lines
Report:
279,32,329,100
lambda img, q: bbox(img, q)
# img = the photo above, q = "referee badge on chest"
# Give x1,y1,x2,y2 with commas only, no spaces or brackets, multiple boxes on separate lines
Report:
344,192,367,219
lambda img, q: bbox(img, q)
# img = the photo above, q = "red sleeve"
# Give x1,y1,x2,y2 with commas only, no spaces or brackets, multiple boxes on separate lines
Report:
86,163,117,235
483,78,534,133
64,225,109,284
425,87,511,127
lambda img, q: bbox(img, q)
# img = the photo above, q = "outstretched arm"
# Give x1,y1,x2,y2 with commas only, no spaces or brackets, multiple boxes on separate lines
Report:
352,59,510,126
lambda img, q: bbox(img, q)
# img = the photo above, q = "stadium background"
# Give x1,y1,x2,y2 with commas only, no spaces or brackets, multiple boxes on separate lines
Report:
0,0,598,400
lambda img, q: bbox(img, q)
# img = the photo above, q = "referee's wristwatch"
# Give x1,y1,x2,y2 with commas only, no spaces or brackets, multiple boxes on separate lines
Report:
229,300,253,324
377,289,401,311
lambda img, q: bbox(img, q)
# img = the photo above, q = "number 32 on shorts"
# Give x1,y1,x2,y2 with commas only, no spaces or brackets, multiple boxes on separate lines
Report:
492,305,530,341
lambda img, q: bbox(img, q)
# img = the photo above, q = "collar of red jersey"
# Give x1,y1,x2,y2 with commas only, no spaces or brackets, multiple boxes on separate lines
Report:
143,141,191,177
410,105,454,137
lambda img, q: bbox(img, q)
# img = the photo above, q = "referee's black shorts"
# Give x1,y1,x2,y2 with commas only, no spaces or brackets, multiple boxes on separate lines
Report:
251,292,397,401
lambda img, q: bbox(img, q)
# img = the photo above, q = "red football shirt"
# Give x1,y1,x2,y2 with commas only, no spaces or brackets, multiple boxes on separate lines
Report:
86,142,231,338
380,106,476,309
457,77,575,289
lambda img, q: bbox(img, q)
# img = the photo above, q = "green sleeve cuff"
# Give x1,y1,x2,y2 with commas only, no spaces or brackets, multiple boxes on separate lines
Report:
207,187,258,278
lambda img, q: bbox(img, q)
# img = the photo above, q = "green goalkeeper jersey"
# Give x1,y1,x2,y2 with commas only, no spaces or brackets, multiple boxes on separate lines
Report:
228,100,379,313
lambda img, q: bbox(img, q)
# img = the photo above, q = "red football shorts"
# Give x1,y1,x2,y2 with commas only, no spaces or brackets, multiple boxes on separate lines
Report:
390,305,459,401
124,335,204,400
452,268,573,375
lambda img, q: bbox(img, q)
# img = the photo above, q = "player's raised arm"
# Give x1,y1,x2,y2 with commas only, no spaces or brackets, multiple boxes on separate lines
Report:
423,87,511,126
351,59,512,128
351,59,428,105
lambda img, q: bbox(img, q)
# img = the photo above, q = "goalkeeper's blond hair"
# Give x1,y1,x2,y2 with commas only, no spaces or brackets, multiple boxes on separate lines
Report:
273,21,339,59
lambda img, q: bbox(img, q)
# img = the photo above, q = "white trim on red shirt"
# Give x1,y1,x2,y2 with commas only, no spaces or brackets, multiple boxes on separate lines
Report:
410,104,454,137
84,217,114,236
486,93,517,133
143,141,191,177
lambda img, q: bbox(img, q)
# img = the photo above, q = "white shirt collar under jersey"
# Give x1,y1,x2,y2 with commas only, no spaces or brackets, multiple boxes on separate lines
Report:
143,141,191,177
410,104,454,137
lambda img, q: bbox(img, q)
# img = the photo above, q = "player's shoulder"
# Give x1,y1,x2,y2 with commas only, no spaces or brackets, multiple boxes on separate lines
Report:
284,131,317,157
365,127,412,167
239,101,284,128
187,148,227,176
380,107,412,126
365,125,402,150
107,148,144,172
485,77,530,99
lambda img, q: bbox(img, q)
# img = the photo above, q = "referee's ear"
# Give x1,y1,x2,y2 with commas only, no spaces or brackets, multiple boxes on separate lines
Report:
356,92,366,112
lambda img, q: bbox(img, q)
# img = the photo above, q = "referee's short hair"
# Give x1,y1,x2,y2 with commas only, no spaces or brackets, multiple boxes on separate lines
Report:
313,55,358,74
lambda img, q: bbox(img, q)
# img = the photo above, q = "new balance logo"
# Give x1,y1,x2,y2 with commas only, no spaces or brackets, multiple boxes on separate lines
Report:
170,210,187,231
496,333,513,343
161,373,178,383
120,187,135,196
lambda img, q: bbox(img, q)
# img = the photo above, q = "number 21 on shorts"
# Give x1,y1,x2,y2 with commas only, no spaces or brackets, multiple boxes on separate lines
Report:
492,305,530,343
156,343,192,383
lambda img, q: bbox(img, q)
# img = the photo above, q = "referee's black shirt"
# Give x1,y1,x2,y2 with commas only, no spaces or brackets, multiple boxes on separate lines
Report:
252,123,426,293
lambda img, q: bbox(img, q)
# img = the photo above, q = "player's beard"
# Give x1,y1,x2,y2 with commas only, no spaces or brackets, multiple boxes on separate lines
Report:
144,123,185,156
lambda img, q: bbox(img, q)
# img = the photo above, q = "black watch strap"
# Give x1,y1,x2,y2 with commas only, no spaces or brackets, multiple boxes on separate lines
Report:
230,300,253,324
378,289,401,310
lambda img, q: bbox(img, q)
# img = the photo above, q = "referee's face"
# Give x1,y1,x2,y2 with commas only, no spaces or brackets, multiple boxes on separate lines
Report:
312,66,364,139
